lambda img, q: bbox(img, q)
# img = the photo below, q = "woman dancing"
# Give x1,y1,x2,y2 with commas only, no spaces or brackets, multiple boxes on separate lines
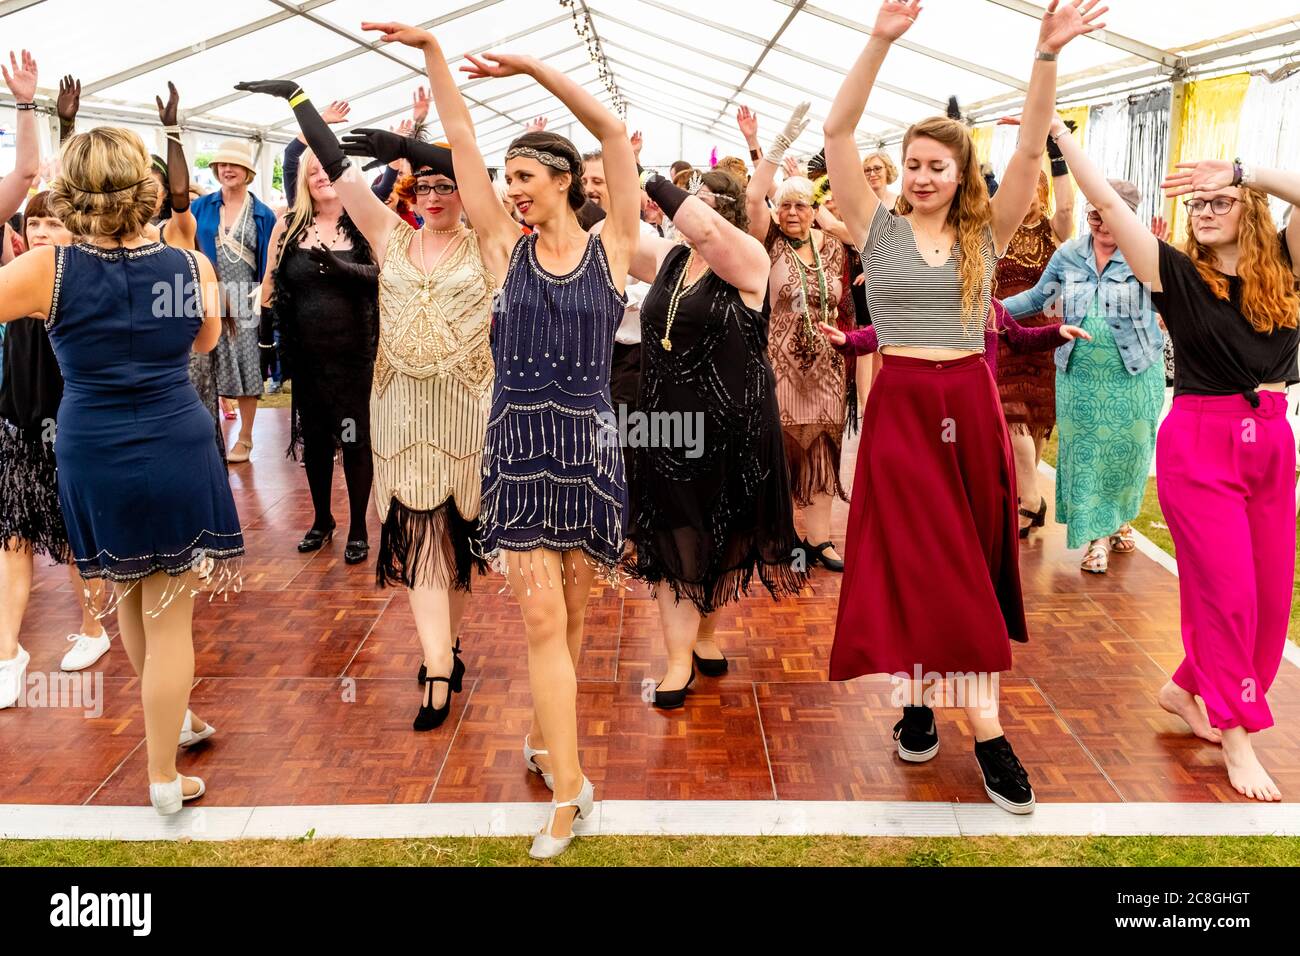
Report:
625,167,808,708
744,104,855,573
236,70,489,736
260,149,379,566
0,125,242,812
1049,116,1300,801
823,0,1103,813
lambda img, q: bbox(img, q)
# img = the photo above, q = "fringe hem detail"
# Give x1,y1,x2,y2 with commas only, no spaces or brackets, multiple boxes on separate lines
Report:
376,496,486,592
783,428,848,505
627,551,809,615
0,423,71,563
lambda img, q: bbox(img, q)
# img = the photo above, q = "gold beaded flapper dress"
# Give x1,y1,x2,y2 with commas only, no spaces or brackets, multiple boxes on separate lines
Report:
372,221,494,590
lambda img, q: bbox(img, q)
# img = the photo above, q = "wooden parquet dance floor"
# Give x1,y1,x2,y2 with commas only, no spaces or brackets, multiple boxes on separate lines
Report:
4,408,1299,811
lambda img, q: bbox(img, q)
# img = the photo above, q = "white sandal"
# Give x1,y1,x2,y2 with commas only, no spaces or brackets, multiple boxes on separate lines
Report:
1081,541,1110,574
178,710,216,749
523,735,555,791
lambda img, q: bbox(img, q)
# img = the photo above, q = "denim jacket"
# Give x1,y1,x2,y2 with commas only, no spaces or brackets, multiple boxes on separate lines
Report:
1002,235,1164,375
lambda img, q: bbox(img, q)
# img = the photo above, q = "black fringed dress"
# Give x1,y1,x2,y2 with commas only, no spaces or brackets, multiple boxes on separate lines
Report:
625,244,807,613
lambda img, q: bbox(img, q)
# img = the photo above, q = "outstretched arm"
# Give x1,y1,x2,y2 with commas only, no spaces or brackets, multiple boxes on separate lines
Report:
235,80,400,259
824,2,920,249
157,82,197,249
364,23,518,276
0,50,40,223
464,51,639,281
1050,117,1160,288
1164,160,1300,278
745,103,810,242
56,73,79,144
643,172,769,300
991,1,1106,251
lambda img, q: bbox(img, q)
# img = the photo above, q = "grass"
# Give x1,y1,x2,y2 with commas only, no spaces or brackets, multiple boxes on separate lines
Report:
1039,432,1300,643
4,835,1300,867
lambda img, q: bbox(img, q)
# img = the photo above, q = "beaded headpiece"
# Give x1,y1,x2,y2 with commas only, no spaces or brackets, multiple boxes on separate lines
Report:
505,145,572,172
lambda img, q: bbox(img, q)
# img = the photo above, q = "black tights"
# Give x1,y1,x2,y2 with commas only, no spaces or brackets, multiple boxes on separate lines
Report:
302,430,373,544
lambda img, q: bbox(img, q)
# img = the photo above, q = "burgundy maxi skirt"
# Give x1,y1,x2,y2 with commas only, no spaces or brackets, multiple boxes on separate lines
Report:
829,353,1027,680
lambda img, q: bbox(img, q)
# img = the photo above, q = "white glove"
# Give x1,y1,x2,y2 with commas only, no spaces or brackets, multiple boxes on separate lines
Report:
764,101,811,166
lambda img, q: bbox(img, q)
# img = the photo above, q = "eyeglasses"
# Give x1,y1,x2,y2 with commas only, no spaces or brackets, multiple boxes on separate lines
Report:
1185,197,1239,217
864,165,886,174
414,182,457,196
1086,210,1105,226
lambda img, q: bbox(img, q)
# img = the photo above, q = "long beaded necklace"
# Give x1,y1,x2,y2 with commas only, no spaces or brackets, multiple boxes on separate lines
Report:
789,233,829,353
660,249,709,352
217,194,250,267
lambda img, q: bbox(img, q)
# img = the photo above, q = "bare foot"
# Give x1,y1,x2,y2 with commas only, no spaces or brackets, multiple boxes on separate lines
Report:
1222,729,1282,802
1157,681,1222,744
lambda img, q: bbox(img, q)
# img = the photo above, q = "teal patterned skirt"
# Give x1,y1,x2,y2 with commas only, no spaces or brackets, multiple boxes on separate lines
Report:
1055,305,1164,550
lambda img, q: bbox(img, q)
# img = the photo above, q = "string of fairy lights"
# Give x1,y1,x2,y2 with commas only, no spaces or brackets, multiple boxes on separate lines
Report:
559,0,627,119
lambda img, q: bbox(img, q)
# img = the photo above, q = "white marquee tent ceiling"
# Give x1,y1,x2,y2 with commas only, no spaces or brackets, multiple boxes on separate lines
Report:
2,0,1298,168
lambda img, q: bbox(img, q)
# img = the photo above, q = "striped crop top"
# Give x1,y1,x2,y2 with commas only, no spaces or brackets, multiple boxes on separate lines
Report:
862,201,997,351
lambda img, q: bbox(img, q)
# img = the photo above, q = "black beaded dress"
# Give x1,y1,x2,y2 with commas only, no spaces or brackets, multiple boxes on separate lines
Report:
625,244,807,613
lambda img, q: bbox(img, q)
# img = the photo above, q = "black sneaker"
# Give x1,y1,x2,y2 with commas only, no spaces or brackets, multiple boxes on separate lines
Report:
974,735,1036,814
892,705,939,762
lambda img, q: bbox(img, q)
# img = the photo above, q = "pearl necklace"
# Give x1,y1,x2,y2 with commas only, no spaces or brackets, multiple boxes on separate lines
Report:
661,249,708,353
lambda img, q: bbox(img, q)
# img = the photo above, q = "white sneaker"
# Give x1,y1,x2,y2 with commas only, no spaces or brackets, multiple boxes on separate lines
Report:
60,631,111,672
0,645,30,709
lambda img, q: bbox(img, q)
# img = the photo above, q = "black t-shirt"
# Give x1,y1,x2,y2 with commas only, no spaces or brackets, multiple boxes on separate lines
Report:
1151,232,1299,404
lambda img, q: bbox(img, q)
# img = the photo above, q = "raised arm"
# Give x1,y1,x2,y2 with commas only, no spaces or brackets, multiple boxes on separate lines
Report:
745,103,810,242
990,1,1106,252
156,82,197,249
643,172,769,301
235,80,399,258
824,2,921,249
1046,120,1077,242
1050,116,1159,288
191,253,224,354
0,51,40,223
464,51,639,278
56,73,79,144
363,23,518,275
1164,160,1300,279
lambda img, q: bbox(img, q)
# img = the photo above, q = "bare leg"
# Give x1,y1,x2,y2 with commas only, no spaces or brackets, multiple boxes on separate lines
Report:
507,549,586,839
138,574,201,796
964,675,1003,742
0,540,33,660
803,493,841,562
1011,432,1040,532
67,563,106,638
235,396,258,449
655,586,701,693
408,582,455,710
529,553,588,759
1157,680,1223,744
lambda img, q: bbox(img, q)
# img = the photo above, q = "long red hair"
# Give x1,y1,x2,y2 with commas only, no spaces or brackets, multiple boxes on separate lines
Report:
1184,189,1298,334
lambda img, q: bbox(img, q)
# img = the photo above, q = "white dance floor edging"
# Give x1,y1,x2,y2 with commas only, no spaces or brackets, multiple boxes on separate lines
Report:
3,801,1300,841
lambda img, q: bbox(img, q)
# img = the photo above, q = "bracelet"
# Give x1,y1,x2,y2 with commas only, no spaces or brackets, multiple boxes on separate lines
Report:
749,147,762,162
287,90,309,108
1232,158,1256,187
1035,50,1058,61
15,101,36,111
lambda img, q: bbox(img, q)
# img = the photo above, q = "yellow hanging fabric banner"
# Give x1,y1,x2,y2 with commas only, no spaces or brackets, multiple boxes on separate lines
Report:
1170,72,1250,237
971,125,993,165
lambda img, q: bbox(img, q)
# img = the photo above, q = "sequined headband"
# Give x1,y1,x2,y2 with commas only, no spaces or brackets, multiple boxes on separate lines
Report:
505,145,572,172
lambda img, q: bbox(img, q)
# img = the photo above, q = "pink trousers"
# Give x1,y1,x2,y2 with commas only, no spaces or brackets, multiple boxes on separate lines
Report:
1156,392,1296,732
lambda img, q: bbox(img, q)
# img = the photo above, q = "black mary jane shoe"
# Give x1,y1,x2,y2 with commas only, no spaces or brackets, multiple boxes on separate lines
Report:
418,640,461,687
807,540,845,573
652,666,696,710
297,520,336,553
414,644,466,732
343,540,370,565
1018,497,1047,538
692,649,729,678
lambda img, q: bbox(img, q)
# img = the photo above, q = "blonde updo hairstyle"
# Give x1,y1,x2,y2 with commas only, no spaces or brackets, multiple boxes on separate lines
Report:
50,127,160,241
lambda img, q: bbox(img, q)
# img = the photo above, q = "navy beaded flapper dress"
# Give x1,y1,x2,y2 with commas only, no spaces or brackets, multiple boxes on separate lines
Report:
45,242,244,591
479,233,627,572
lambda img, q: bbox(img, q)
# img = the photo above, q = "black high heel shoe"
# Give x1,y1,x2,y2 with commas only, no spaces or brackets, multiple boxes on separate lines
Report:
808,540,845,573
1018,498,1047,538
297,520,336,553
414,645,466,732
418,640,461,687
692,649,729,677
343,540,369,565
652,665,695,710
